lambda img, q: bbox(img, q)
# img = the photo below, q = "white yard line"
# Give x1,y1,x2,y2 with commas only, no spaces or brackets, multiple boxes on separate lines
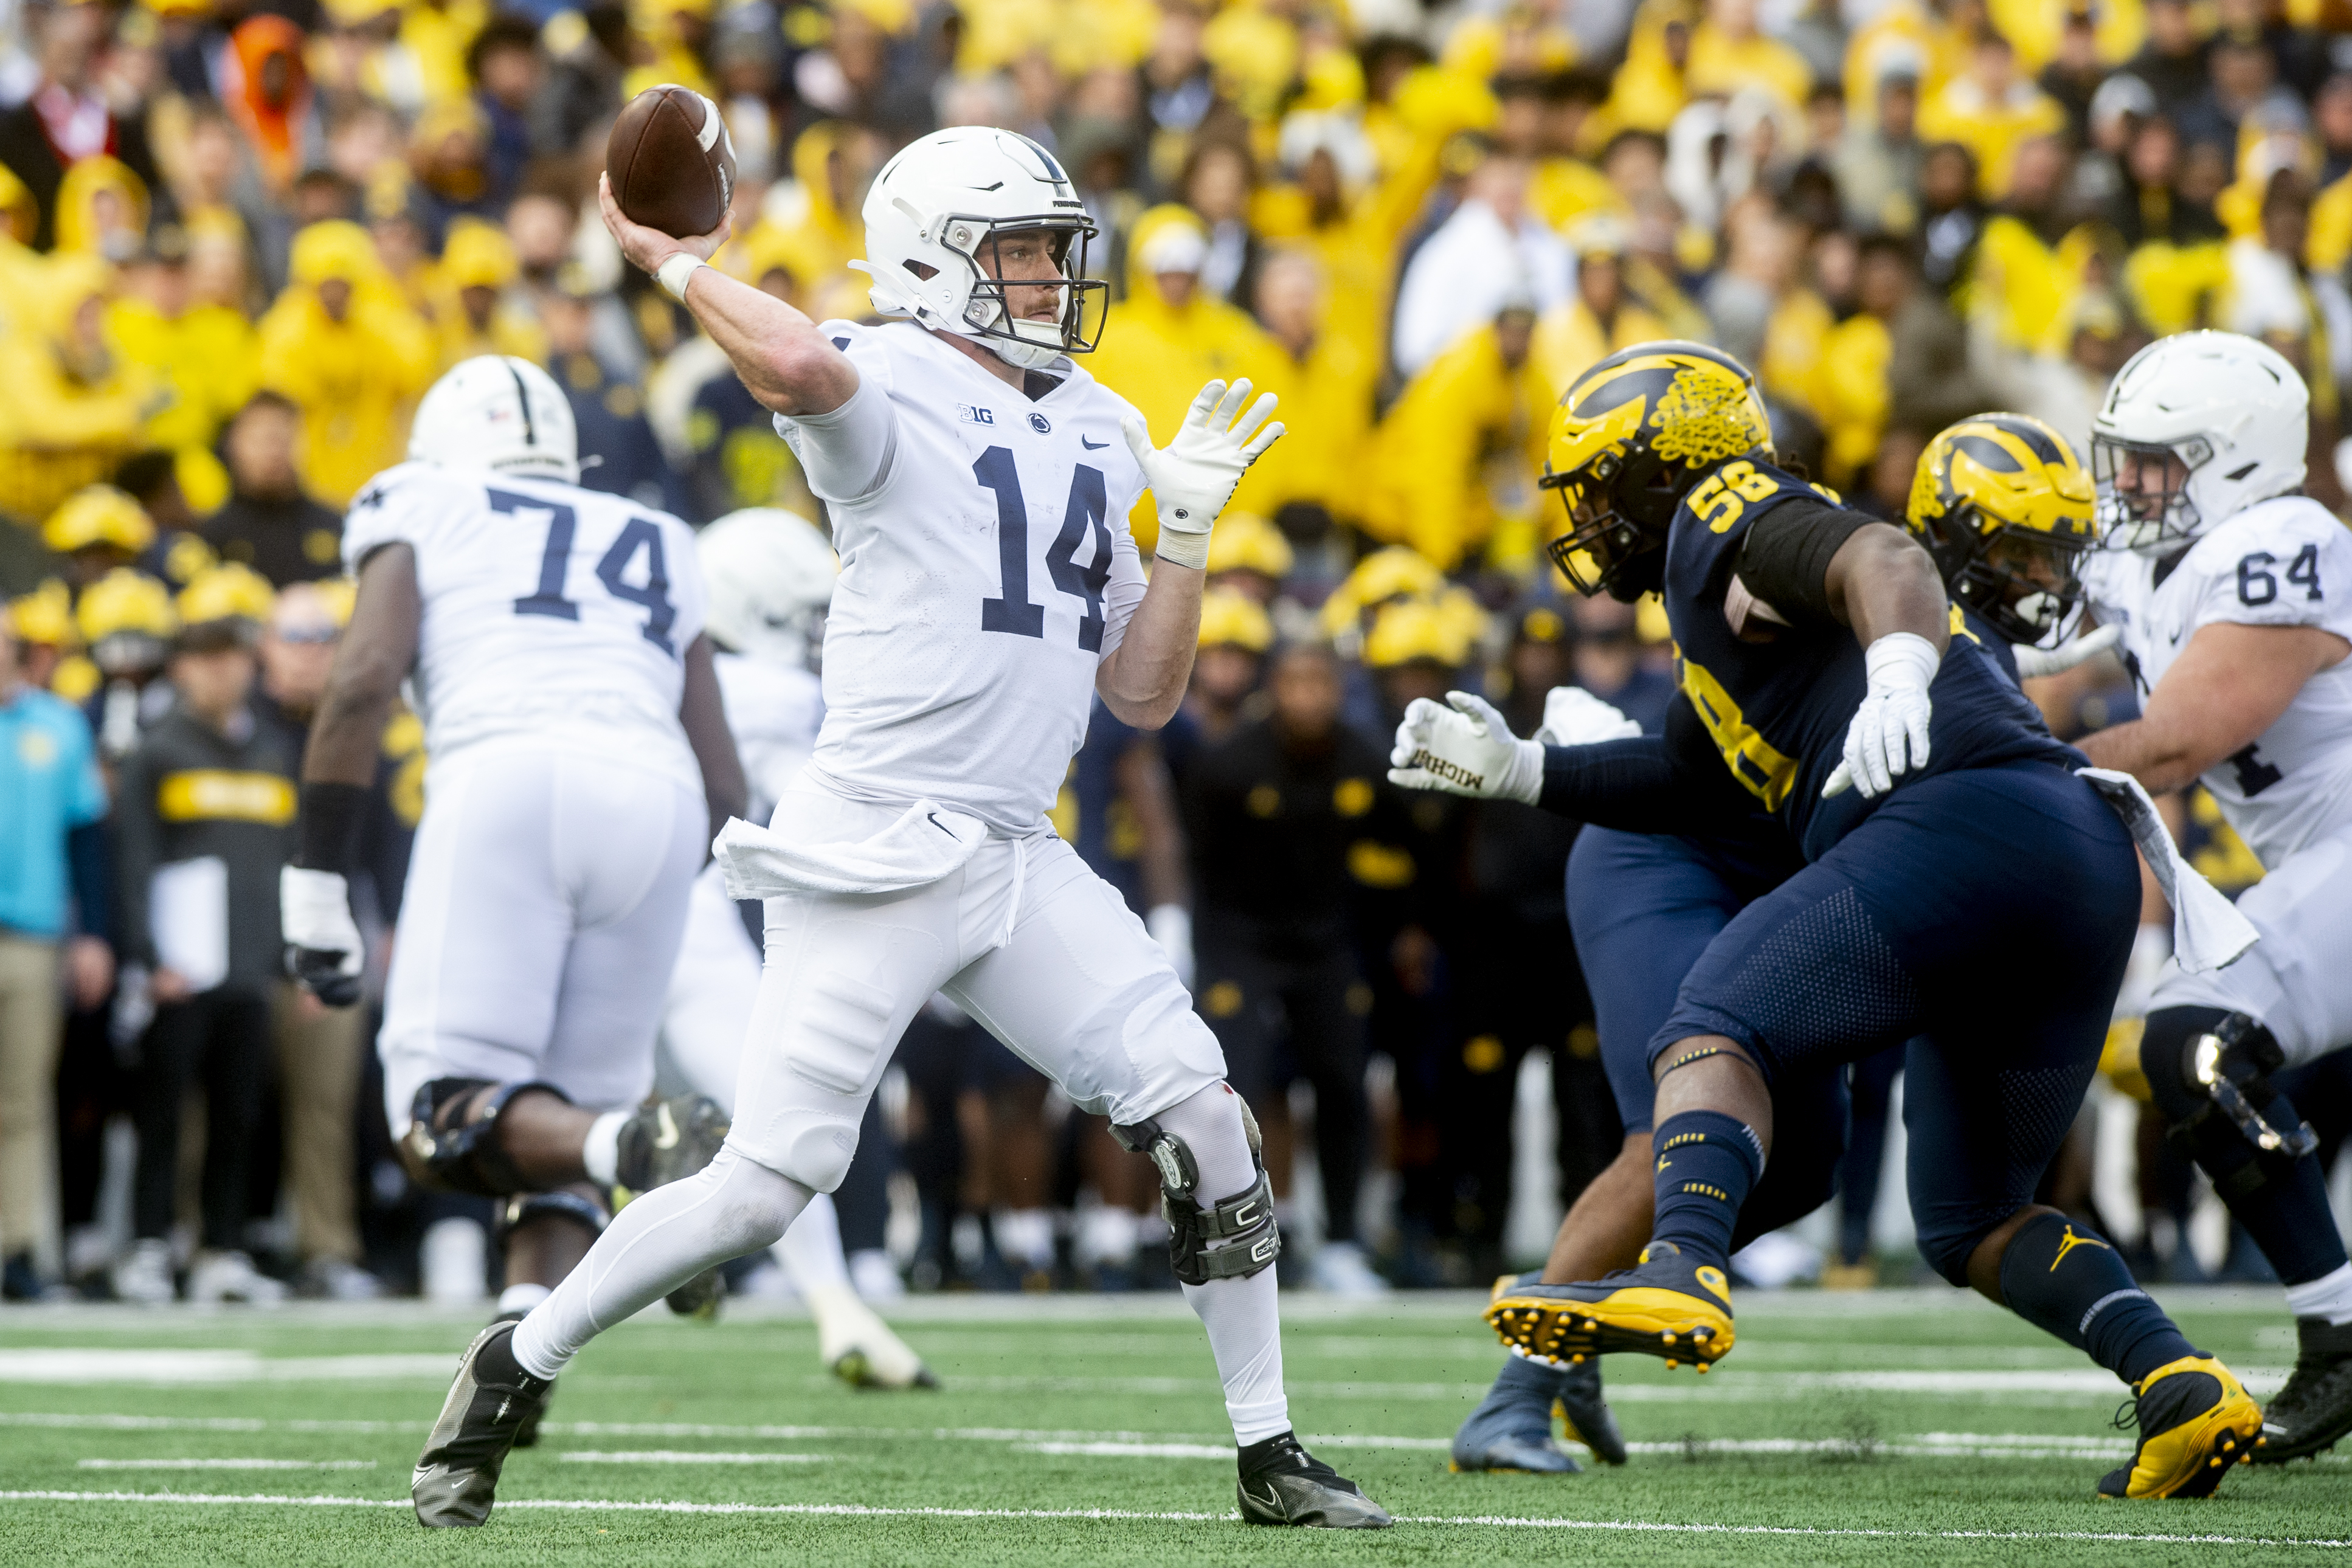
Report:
2,1489,2348,1549
0,1350,457,1384
556,1452,828,1465
73,1459,377,1471
1017,1442,1236,1460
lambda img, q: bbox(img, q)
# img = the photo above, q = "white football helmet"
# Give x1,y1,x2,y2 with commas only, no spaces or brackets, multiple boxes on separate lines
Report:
698,507,837,668
2090,331,2308,554
851,126,1106,370
409,355,579,483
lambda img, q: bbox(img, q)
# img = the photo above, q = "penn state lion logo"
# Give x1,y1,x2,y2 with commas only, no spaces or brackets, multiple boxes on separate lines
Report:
1650,365,1768,467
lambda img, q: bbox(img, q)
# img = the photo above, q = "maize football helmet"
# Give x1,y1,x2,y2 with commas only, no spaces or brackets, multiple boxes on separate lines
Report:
1541,342,1773,601
1907,412,2097,646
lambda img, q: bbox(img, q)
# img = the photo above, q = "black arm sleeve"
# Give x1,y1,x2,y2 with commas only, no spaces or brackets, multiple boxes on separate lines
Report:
1733,497,1873,627
1535,699,1757,833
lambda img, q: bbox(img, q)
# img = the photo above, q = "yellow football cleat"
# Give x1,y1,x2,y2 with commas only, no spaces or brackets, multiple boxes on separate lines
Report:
2096,1355,2264,1499
1484,1241,1735,1370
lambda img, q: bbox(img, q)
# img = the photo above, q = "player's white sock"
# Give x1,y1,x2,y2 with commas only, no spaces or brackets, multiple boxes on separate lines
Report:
2285,1262,2352,1326
581,1112,629,1187
1158,1083,1291,1446
995,1208,1056,1272
496,1282,551,1317
511,1147,811,1380
773,1191,851,1294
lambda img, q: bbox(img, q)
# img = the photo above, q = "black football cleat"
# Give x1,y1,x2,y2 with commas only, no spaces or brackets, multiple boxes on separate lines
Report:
612,1094,732,1318
1487,1240,1735,1370
412,1320,552,1527
1557,1355,1628,1465
1236,1431,1392,1528
2255,1316,2352,1463
1451,1353,1581,1474
2095,1355,2263,1498
490,1308,556,1447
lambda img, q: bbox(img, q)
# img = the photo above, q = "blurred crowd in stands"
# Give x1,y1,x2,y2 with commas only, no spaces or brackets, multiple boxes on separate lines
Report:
4,0,2351,1304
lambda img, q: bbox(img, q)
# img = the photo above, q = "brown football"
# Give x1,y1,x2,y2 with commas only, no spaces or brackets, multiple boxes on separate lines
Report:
606,85,736,240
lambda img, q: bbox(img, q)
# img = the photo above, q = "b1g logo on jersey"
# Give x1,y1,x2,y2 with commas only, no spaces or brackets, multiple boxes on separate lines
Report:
958,404,997,426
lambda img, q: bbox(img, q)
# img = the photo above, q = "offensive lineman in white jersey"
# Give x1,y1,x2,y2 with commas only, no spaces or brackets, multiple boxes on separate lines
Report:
410,127,1391,1530
280,356,747,1356
659,506,935,1390
2078,330,2352,1459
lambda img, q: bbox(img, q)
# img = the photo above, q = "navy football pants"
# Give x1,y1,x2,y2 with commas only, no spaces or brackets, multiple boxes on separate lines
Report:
1651,762,2140,1283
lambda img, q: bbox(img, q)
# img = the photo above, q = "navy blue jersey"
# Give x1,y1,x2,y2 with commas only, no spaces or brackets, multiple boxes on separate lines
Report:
1661,457,2072,860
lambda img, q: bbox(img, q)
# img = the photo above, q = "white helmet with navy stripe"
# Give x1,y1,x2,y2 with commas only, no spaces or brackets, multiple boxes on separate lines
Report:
851,126,1108,370
409,354,580,484
697,506,837,668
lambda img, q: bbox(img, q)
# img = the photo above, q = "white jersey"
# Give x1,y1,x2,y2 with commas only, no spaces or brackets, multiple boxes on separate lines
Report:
2082,494,2352,866
343,463,708,792
774,320,1150,835
714,650,823,821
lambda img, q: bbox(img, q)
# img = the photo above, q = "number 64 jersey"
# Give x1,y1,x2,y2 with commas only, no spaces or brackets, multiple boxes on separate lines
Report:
2081,493,2352,868
341,464,708,793
775,319,1151,836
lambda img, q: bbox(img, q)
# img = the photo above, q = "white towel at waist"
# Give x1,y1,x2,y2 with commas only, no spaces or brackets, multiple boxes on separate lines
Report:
711,799,986,899
2076,767,2258,975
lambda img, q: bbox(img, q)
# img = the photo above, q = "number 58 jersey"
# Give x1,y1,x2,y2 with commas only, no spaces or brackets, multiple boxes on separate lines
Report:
2081,493,2352,867
342,464,708,792
777,320,1151,835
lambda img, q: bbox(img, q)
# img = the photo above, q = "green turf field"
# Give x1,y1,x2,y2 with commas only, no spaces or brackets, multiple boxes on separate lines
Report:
1,1287,2344,1566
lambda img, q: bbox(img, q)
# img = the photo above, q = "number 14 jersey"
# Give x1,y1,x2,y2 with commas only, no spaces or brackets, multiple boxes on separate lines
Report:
2081,494,2352,866
342,465,707,793
778,320,1151,835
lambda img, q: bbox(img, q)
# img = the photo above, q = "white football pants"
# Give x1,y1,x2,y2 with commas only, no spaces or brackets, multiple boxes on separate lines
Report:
379,743,704,1130
2151,821,2352,1068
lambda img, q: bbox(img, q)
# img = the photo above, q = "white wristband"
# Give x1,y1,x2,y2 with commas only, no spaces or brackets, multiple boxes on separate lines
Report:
1154,525,1209,572
1863,630,1940,693
655,252,707,303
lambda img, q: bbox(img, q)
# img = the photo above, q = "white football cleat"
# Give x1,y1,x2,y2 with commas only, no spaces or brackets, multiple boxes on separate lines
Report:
847,1247,906,1303
111,1238,176,1305
807,1282,938,1389
1310,1240,1391,1297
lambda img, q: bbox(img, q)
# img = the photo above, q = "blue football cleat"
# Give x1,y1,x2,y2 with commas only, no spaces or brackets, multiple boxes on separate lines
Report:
1452,1350,1582,1474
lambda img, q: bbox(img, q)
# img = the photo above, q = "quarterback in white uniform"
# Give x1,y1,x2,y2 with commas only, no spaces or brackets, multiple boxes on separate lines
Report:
282,355,747,1331
2079,330,2352,1460
658,505,935,1390
411,127,1390,1531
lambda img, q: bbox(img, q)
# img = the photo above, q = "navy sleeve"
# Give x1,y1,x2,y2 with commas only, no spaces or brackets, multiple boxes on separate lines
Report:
67,821,112,944
1537,696,1757,832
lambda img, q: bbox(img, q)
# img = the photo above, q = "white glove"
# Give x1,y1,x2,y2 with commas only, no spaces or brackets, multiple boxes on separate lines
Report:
280,866,363,1005
1824,631,1939,800
1121,378,1283,570
1388,691,1544,804
1535,685,1644,747
1146,903,1194,990
2010,622,2120,680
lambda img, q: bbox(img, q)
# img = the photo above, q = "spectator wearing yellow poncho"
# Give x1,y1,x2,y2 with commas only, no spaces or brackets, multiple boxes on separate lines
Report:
0,255,159,527
1531,216,1670,399
1088,207,1289,557
106,223,260,466
1248,249,1374,531
255,221,436,507
1360,303,1553,573
1917,33,2066,200
1685,0,1813,109
431,219,549,369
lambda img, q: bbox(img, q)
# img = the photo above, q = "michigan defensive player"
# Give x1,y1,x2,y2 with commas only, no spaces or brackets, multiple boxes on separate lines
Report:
2079,331,2352,1460
281,355,747,1400
1449,412,2106,1475
410,127,1389,1530
658,505,935,1390
1394,344,2263,1498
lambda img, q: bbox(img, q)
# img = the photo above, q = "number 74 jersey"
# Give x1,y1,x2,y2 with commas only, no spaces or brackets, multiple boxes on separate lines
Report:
2081,493,2352,867
342,463,708,793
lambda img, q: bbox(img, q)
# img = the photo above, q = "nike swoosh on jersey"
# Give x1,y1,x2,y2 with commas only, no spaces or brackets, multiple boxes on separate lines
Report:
1081,436,1109,449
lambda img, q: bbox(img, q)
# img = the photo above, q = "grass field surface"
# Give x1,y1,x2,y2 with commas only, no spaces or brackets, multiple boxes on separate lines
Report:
1,1286,2345,1566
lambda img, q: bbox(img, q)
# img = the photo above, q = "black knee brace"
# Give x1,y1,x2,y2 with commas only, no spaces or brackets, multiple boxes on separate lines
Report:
2141,1008,2318,1197
1113,1098,1281,1287
404,1078,572,1197
496,1187,610,1245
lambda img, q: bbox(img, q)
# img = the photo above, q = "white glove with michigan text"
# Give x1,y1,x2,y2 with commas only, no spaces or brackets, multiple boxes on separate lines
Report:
1121,378,1282,570
1388,691,1544,804
1825,631,1939,799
